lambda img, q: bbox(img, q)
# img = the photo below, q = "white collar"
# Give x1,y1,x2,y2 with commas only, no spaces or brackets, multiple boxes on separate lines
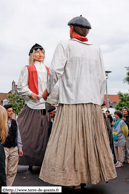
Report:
71,38,92,45
34,61,43,65
34,61,46,71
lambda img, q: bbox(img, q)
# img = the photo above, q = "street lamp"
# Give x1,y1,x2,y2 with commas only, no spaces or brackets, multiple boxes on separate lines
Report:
105,71,112,110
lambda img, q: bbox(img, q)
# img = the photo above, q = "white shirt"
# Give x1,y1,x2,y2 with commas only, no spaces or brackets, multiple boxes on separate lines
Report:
47,39,106,105
17,61,47,109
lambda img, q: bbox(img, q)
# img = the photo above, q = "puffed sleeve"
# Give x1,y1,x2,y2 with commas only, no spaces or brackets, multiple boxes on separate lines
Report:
17,66,32,100
47,41,67,94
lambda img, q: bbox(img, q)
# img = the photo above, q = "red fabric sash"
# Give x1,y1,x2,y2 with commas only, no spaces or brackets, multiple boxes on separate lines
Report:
27,64,49,95
72,36,88,42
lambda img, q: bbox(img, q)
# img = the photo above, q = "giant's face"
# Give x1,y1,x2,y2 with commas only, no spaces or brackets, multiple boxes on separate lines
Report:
34,49,45,62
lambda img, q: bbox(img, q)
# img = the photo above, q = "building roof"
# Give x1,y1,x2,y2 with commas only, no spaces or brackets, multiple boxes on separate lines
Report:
102,94,120,108
104,94,120,102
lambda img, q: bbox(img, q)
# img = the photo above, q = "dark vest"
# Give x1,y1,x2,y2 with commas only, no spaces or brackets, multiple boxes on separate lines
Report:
3,119,17,148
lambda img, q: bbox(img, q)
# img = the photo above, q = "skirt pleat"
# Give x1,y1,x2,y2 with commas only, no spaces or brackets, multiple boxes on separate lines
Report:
39,103,117,186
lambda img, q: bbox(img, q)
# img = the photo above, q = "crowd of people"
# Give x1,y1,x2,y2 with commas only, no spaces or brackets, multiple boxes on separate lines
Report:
0,102,56,193
104,109,129,168
0,15,128,193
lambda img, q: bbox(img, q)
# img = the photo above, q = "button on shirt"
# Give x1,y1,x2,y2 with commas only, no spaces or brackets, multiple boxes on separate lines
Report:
17,61,47,109
47,39,106,105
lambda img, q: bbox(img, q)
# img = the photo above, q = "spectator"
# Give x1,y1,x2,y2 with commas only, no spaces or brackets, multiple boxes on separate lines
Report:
109,119,116,162
112,110,128,168
48,106,56,120
122,106,129,163
0,105,8,190
3,104,23,186
103,113,111,135
47,106,57,138
106,110,113,125
46,87,58,141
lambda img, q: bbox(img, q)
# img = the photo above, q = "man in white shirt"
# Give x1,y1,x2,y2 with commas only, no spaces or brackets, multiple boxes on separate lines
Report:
40,15,116,191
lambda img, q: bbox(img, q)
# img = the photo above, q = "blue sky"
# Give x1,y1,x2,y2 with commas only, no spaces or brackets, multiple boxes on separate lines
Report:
0,0,129,94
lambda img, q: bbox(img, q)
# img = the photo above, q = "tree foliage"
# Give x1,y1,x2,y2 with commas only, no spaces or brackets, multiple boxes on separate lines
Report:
123,67,129,84
7,93,25,115
114,91,129,111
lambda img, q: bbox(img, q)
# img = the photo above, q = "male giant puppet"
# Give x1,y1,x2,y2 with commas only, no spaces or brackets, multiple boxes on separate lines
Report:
17,44,50,170
39,16,117,191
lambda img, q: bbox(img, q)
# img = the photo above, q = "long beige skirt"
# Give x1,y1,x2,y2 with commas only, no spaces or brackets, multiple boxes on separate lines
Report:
39,103,117,186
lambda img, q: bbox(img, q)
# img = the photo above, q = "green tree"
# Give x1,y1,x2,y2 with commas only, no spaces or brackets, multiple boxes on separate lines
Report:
123,67,129,84
7,93,25,115
114,91,129,111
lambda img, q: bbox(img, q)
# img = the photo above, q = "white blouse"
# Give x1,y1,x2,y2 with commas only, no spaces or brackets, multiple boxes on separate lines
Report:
17,61,47,109
47,39,106,106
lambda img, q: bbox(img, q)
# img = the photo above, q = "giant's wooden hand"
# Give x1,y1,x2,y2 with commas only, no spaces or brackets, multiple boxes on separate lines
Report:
42,89,49,101
31,93,40,101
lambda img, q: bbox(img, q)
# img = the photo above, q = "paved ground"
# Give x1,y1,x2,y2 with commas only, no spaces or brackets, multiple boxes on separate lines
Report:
12,164,129,194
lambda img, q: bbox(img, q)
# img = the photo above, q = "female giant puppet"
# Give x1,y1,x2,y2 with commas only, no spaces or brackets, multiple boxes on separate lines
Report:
39,16,117,190
17,44,50,169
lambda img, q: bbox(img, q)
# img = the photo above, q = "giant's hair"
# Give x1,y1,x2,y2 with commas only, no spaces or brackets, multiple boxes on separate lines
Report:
73,26,89,37
0,105,8,144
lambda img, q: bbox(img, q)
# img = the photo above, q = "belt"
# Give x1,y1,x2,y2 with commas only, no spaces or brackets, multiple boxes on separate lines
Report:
41,109,46,115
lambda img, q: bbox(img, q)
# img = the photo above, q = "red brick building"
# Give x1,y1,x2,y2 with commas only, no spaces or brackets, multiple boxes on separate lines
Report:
0,81,17,106
0,93,9,106
103,94,120,108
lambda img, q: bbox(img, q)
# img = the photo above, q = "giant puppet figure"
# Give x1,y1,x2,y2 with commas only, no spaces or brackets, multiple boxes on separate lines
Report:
39,16,117,190
17,44,50,169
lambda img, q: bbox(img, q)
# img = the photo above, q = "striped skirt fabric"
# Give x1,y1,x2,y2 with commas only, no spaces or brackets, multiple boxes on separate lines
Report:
39,103,117,186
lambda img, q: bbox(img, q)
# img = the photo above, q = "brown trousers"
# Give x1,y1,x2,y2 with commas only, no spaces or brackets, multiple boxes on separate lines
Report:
4,146,19,186
114,146,124,163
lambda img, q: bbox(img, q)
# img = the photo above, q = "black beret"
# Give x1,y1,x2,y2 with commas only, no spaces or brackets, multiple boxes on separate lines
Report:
68,15,91,29
48,107,56,113
29,43,44,56
4,104,12,110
